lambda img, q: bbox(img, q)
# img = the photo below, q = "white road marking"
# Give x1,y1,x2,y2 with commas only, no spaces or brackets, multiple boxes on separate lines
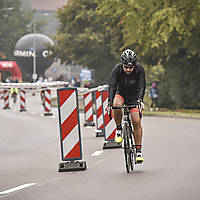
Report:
95,129,102,133
91,150,103,157
0,183,36,195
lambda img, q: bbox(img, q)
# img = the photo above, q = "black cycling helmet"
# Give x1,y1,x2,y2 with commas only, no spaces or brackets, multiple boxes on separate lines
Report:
121,49,137,66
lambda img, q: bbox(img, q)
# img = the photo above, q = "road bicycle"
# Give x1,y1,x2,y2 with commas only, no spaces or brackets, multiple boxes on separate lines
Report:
111,103,142,173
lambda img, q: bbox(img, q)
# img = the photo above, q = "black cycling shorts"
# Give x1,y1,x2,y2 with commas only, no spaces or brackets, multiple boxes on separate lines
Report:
115,91,137,105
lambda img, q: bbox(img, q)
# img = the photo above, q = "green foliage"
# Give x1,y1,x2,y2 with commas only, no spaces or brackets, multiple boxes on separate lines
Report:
53,0,200,109
0,0,33,60
53,0,118,84
98,0,200,109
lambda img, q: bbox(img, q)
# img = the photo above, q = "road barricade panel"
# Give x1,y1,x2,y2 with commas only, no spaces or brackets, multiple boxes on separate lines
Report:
94,91,104,137
101,90,121,149
57,88,82,161
101,90,117,141
44,89,53,116
20,89,26,112
83,92,95,126
3,89,10,109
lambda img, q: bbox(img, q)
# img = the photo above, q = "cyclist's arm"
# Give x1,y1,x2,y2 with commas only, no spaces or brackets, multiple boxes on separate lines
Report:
137,66,146,101
108,68,118,105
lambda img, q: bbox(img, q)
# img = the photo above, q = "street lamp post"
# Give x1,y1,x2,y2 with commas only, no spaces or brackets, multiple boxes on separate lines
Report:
32,19,37,82
32,13,49,83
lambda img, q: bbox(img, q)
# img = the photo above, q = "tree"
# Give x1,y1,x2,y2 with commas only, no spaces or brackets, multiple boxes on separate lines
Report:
147,0,200,108
53,0,200,108
53,0,118,84
97,0,200,108
0,0,33,61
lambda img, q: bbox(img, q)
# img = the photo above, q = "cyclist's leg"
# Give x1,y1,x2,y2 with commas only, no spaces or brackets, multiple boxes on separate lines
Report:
125,96,142,145
113,94,124,143
113,94,124,127
130,108,144,163
130,109,142,146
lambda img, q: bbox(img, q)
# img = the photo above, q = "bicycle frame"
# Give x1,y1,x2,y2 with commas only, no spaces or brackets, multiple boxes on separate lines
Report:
112,104,141,173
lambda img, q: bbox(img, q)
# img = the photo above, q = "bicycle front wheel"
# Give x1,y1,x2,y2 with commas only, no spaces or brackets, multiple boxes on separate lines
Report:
123,126,133,173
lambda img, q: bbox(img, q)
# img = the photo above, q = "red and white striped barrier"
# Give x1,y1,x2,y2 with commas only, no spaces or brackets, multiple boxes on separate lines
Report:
3,90,10,109
0,81,69,89
101,90,116,140
0,89,5,99
44,89,53,116
101,90,121,149
19,89,26,112
57,88,86,172
94,91,104,137
83,92,95,126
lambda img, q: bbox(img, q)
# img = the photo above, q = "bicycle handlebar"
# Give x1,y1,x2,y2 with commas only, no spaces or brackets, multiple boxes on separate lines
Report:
112,105,138,109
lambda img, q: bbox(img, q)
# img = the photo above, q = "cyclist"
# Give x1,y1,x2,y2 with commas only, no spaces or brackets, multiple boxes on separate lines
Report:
108,49,146,163
10,87,19,103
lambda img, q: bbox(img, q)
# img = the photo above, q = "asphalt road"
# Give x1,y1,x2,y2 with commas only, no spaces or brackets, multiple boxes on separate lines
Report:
0,92,200,200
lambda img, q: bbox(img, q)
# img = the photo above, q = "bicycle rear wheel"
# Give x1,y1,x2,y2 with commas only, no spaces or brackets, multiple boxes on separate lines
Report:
123,126,133,173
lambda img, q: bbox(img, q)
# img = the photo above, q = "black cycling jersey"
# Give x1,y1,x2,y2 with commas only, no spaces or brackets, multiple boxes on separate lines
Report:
108,63,146,105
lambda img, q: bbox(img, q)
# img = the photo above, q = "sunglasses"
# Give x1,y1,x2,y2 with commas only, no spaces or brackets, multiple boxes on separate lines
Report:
123,64,134,69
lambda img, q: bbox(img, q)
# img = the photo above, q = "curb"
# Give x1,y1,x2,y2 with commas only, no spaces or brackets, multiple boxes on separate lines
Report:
143,113,200,120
